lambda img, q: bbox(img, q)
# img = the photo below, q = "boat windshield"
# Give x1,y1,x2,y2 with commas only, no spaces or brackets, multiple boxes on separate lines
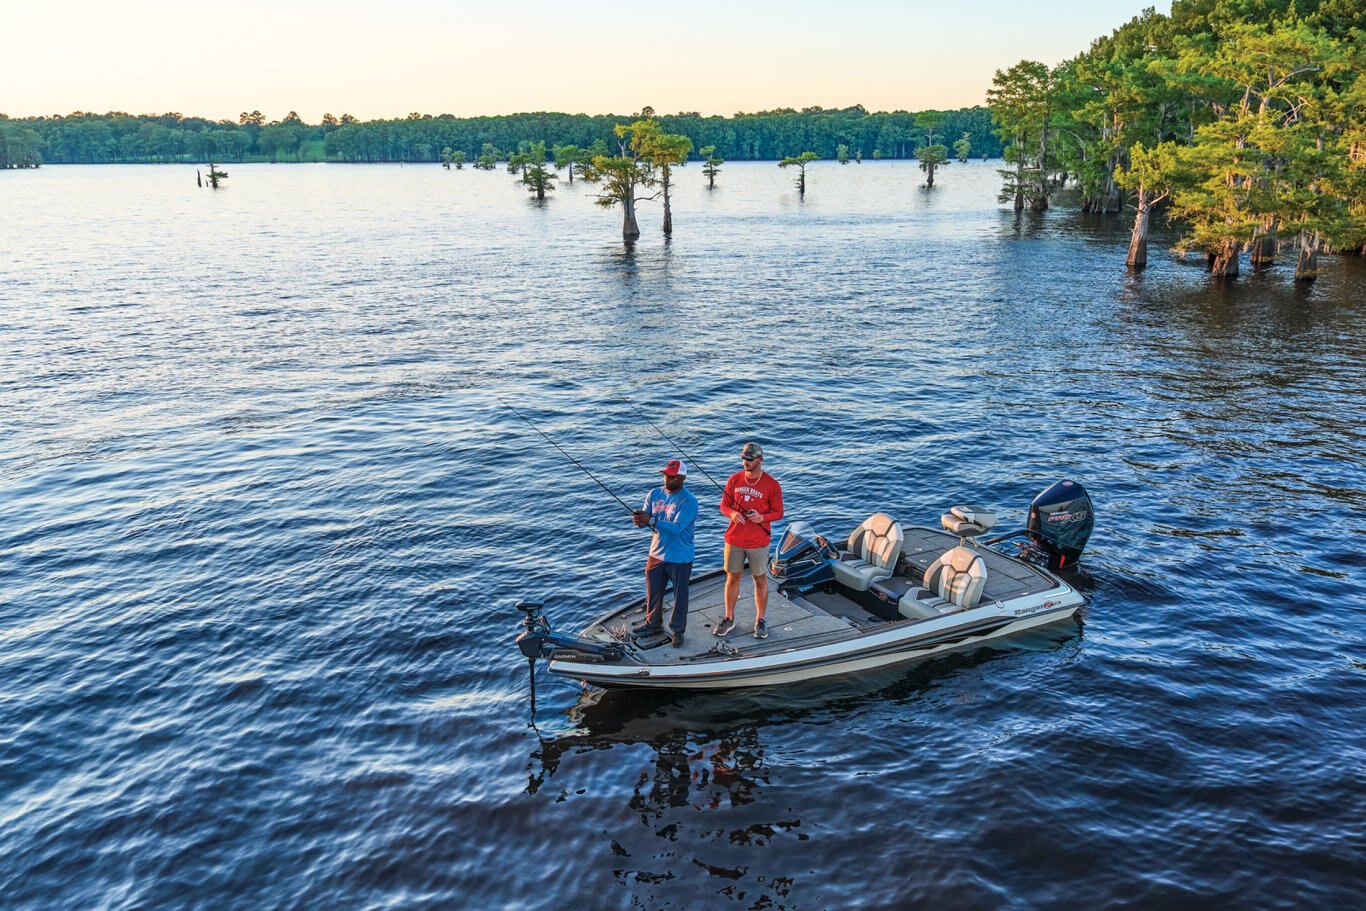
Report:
778,522,818,553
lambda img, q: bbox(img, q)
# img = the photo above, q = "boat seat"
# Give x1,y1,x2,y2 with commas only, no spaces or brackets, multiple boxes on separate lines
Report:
924,545,988,608
831,513,903,591
941,505,996,539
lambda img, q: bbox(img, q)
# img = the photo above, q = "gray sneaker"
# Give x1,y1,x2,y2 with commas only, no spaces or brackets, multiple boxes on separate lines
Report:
753,618,768,639
713,617,734,637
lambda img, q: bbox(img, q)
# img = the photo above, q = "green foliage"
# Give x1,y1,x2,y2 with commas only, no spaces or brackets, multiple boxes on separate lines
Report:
916,143,949,186
8,106,1003,166
700,144,724,188
954,132,972,161
475,142,501,170
0,122,43,167
779,151,819,194
551,143,583,182
916,111,946,146
837,144,850,164
521,163,557,200
988,60,1058,210
987,0,1366,263
440,148,466,169
630,121,692,233
580,120,662,238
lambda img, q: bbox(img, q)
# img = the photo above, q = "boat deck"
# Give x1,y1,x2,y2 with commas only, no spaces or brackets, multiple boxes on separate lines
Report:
585,527,1061,668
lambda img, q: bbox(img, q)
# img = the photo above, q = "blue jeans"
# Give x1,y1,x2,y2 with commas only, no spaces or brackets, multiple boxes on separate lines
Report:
645,558,692,633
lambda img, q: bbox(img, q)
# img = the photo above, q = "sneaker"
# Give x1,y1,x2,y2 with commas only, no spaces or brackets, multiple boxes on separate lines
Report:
632,617,662,634
670,630,685,648
753,619,768,639
713,617,734,637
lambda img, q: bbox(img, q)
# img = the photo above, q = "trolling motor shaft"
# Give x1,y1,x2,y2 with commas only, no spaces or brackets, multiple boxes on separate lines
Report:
515,601,625,663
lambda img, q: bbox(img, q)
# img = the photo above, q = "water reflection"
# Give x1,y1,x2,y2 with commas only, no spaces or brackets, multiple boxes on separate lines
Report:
520,629,1085,906
525,619,1083,794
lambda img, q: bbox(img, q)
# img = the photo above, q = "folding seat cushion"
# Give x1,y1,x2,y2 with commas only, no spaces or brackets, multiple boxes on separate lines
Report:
940,505,996,539
831,513,903,591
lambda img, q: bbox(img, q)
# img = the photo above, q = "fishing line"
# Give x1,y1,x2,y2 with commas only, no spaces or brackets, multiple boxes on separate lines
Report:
613,392,727,495
498,397,637,516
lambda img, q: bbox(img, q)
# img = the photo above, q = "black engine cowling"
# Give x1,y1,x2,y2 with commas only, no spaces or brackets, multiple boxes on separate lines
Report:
1026,480,1093,571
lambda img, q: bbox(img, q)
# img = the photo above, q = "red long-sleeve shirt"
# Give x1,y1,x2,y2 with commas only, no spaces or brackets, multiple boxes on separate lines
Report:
720,470,784,548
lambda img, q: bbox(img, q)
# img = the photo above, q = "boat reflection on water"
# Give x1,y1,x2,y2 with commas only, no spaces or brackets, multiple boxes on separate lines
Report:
525,614,1083,789
521,615,1082,901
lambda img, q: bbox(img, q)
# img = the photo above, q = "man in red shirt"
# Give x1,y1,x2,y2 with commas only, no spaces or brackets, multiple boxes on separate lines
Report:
715,441,784,639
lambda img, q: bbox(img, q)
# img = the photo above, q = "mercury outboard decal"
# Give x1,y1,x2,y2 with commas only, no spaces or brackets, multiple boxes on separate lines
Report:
1026,480,1094,571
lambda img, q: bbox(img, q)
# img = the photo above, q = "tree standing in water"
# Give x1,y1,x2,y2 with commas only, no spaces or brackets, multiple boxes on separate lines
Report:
522,161,557,200
634,121,692,235
581,120,658,240
700,145,724,188
206,162,228,188
1115,141,1177,269
552,144,583,184
954,132,972,162
914,111,949,186
515,142,553,199
779,151,819,195
988,60,1057,211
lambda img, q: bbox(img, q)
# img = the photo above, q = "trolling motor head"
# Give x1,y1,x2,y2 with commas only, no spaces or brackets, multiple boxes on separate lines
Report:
514,601,625,663
516,601,550,659
1025,480,1094,571
516,600,545,627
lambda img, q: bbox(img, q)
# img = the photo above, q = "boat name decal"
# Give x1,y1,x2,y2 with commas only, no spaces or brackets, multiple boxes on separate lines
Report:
1014,600,1062,616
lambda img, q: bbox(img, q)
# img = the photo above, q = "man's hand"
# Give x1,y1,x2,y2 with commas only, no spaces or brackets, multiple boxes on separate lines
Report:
745,509,762,523
632,510,650,528
731,509,747,525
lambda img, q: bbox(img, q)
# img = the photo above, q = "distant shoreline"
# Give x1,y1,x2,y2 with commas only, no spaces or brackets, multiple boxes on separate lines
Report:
0,107,1003,168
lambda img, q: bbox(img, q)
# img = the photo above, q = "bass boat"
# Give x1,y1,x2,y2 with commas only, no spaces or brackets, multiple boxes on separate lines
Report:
516,480,1094,690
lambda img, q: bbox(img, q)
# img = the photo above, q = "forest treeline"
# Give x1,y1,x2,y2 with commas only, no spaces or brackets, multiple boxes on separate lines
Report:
0,106,1000,169
988,0,1366,277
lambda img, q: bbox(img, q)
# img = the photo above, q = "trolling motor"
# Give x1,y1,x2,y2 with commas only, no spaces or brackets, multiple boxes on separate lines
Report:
985,479,1094,571
515,602,625,664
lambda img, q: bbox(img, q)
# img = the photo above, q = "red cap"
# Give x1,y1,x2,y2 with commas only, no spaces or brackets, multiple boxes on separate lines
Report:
658,459,688,477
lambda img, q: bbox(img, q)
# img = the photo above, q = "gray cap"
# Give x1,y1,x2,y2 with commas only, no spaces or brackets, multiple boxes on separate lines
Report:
741,442,764,459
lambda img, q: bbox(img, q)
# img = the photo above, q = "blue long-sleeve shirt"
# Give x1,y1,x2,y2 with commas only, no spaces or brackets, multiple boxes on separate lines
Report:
642,486,698,563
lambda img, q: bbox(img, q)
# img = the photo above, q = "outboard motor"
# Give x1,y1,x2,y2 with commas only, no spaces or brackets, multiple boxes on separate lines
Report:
1026,480,1094,571
769,522,838,590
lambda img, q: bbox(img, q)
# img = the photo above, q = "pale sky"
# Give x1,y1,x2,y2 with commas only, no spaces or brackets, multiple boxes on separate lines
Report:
6,1,1170,122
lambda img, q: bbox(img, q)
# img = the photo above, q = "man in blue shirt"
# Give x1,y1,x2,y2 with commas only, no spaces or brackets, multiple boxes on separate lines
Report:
631,458,698,647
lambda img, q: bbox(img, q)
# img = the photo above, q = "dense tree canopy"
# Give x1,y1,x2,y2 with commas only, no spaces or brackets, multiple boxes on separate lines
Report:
989,0,1366,276
1,106,1002,166
0,118,43,168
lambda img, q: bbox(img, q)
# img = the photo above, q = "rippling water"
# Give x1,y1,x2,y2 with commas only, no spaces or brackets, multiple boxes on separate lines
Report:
2,162,1363,909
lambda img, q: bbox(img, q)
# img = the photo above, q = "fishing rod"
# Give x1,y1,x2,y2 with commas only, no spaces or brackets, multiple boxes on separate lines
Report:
613,392,727,495
498,398,637,516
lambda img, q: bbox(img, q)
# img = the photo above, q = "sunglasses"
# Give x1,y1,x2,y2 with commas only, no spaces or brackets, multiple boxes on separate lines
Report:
742,455,760,462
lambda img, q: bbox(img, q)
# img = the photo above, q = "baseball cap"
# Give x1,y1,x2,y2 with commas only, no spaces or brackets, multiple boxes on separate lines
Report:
741,442,764,459
658,459,688,477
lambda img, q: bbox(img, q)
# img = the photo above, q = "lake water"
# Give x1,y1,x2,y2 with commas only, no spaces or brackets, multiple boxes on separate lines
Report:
2,161,1363,909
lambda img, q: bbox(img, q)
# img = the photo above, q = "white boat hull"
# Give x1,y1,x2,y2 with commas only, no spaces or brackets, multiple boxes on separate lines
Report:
548,577,1082,690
